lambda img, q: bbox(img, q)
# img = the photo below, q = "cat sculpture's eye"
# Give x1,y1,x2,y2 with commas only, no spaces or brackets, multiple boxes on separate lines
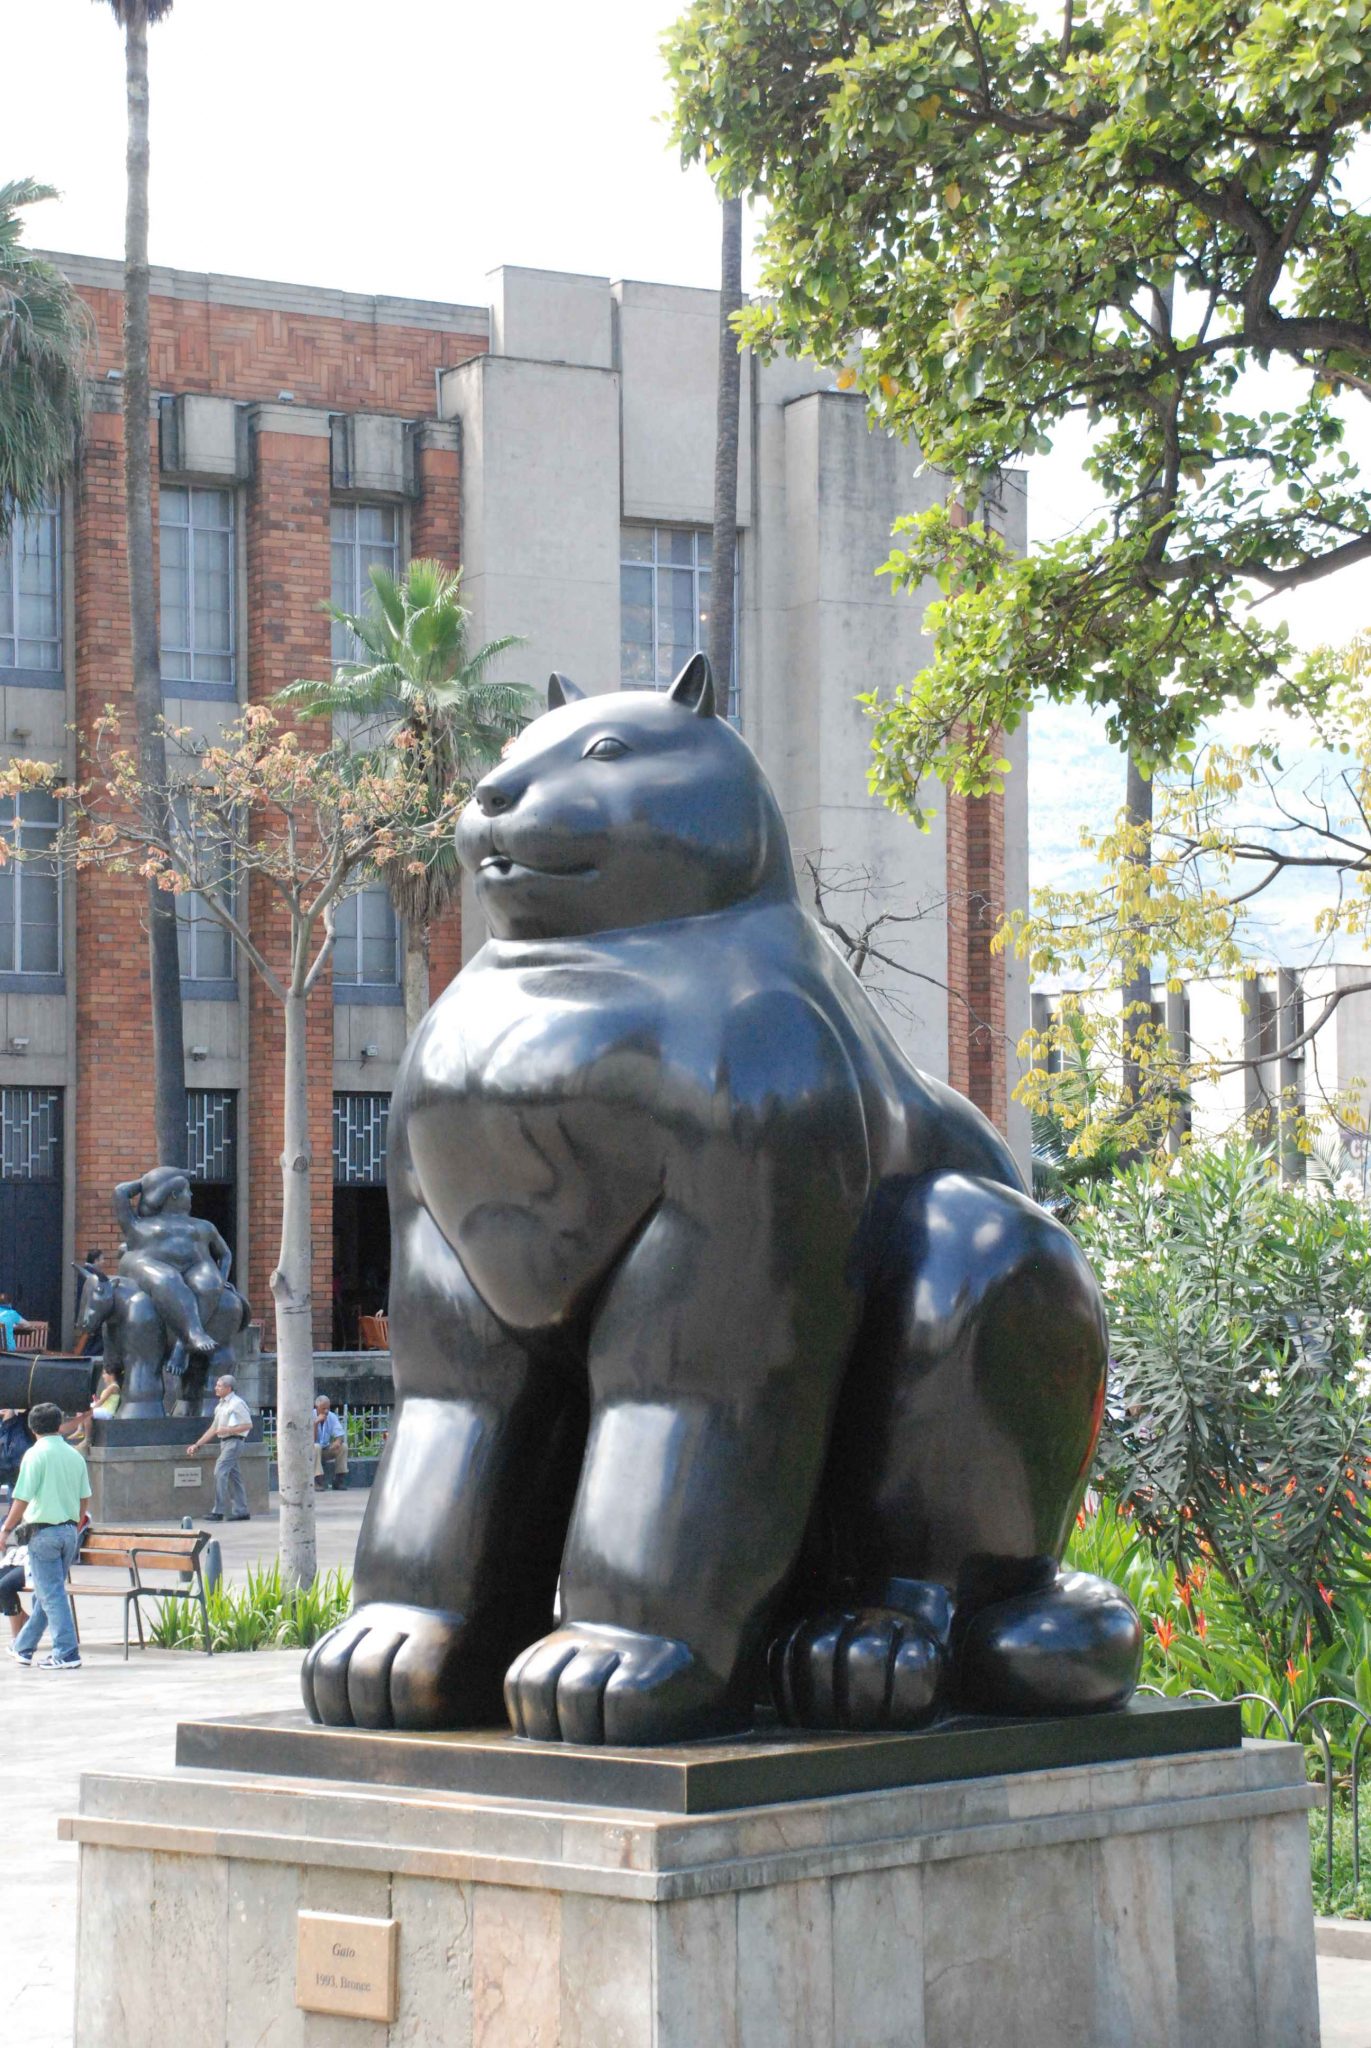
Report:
584,735,630,760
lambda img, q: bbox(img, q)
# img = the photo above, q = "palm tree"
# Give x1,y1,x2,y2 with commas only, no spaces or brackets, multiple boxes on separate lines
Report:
0,180,88,532
280,558,532,1033
100,0,184,1169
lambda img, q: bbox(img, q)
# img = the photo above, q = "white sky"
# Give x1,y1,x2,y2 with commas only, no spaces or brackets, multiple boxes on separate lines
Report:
6,0,1367,956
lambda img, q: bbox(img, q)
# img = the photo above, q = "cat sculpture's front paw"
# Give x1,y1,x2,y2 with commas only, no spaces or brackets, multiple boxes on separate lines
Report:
301,1601,500,1729
769,1607,947,1730
505,1623,746,1745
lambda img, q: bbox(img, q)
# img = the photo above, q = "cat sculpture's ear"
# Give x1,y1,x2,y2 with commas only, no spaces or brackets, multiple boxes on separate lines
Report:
547,672,585,710
667,651,716,718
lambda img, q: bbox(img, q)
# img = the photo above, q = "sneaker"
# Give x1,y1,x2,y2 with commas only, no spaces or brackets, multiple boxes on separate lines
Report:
203,1513,224,1522
228,1513,252,1522
5,1642,32,1666
34,1653,82,1671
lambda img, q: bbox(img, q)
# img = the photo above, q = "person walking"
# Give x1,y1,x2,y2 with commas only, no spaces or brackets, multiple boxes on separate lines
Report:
0,1401,90,1670
186,1374,253,1523
312,1395,349,1491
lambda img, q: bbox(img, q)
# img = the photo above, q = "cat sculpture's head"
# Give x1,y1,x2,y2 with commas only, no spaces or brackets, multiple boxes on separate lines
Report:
456,653,795,941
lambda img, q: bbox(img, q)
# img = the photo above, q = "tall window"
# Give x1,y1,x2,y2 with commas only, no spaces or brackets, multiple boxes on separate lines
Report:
620,525,738,719
160,486,235,692
331,503,401,664
333,881,399,992
0,792,61,978
0,500,61,679
172,803,235,986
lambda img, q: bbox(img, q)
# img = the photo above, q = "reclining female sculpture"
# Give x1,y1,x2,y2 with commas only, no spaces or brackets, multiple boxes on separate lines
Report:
75,1170,250,1419
303,654,1141,1744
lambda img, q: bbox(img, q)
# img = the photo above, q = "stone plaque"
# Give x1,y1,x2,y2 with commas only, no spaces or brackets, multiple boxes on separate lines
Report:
172,1465,203,1488
296,1911,398,2021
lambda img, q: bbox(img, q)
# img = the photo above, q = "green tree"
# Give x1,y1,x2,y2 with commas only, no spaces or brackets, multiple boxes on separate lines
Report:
0,179,88,530
98,0,184,1168
667,0,1371,814
279,559,531,1033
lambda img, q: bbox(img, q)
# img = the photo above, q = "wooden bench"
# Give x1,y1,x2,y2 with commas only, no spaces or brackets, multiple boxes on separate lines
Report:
67,1527,213,1659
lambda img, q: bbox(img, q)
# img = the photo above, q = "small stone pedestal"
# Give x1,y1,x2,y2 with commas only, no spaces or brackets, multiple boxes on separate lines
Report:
86,1416,270,1523
63,1702,1320,2047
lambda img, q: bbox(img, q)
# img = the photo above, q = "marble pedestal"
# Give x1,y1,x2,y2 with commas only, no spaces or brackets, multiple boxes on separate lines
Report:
86,1416,270,1523
64,1726,1320,2048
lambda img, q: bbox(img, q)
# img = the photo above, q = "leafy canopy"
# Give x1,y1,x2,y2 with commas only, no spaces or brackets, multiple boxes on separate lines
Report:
0,179,89,534
667,0,1371,817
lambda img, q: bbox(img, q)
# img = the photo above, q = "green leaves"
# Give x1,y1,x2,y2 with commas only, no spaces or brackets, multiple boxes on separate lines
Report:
1076,1144,1371,1663
666,0,1371,791
278,560,533,930
0,180,90,534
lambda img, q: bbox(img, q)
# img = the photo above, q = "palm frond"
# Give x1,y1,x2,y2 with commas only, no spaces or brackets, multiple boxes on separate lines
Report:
276,559,531,933
0,182,90,532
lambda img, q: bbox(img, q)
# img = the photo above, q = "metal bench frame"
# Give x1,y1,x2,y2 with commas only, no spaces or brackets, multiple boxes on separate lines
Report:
68,1533,213,1659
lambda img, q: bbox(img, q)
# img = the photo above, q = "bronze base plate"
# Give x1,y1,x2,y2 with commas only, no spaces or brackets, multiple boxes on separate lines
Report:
175,1697,1241,1816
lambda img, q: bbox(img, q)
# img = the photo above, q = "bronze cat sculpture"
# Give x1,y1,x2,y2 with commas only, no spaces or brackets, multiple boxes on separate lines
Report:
303,653,1140,1743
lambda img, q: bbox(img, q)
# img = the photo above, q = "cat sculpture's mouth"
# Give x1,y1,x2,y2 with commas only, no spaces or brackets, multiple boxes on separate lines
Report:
479,848,597,882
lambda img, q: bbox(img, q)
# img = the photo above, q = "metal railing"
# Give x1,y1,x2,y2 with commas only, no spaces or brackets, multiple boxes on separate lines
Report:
1140,1684,1369,1899
260,1402,393,1463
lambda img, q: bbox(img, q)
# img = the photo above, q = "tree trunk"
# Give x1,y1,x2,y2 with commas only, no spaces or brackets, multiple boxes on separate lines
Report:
402,918,430,1039
1120,753,1154,1116
123,1,185,1167
709,196,743,717
273,985,317,1591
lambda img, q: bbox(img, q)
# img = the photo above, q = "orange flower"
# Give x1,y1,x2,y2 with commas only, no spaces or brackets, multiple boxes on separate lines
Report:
1075,1506,1087,1531
1153,1617,1176,1652
1175,1572,1193,1606
1319,1583,1335,1608
1195,1609,1208,1640
1286,1658,1302,1686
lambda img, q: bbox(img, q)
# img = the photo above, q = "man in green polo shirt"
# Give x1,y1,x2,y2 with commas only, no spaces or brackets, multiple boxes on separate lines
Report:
0,1401,90,1671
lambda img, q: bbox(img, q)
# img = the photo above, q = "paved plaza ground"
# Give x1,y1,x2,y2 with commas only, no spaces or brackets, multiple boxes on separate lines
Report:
3,1492,1368,2047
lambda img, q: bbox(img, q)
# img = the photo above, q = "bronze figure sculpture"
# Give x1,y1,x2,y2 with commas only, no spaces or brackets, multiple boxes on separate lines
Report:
303,654,1141,1743
75,1169,250,1419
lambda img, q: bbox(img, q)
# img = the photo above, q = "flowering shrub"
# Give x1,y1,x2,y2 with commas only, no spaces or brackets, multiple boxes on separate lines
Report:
1075,1144,1371,1664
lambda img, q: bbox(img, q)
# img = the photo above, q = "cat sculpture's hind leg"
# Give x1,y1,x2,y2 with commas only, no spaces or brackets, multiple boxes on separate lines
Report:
773,1169,1140,1727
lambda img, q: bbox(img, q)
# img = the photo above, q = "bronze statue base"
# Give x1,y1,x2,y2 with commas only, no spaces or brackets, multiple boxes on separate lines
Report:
178,1696,1238,1816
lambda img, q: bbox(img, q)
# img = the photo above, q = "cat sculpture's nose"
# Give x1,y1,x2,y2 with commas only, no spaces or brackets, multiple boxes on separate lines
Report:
474,774,516,816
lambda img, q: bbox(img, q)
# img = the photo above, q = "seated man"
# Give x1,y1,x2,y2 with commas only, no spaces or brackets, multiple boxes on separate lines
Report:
115,1168,232,1363
0,1293,39,1352
312,1396,349,1492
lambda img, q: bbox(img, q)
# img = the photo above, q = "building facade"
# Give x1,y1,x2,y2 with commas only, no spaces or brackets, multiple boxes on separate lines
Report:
0,254,1027,1346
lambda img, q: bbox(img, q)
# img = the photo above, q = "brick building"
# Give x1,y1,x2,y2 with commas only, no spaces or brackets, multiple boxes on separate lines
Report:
0,254,1025,1347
